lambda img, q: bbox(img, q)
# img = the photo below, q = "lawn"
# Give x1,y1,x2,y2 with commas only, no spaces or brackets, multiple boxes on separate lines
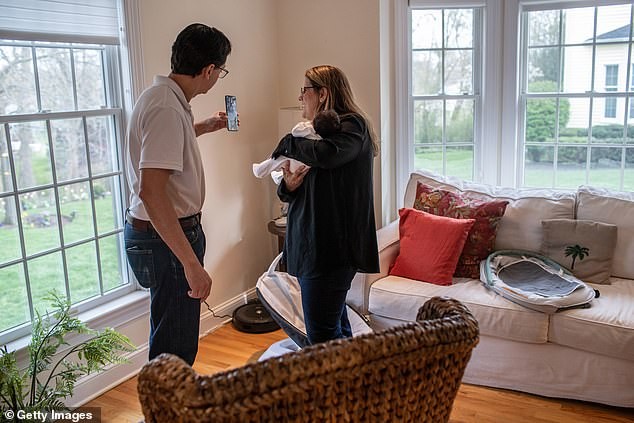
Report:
415,148,633,190
0,195,126,333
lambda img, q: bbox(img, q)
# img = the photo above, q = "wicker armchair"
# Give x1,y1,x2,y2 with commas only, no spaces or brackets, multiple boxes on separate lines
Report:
137,296,479,423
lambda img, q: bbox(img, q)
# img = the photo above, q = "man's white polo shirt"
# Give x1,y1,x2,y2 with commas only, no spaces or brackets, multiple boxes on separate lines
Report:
125,75,205,220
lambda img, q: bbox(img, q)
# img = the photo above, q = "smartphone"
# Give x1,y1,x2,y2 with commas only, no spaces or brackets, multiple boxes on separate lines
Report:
225,95,238,131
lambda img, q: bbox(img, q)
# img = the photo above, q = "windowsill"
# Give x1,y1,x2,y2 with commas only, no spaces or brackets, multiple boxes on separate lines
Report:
5,290,150,355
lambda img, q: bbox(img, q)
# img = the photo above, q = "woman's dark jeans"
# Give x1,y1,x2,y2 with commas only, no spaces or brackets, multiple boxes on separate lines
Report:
260,266,356,347
298,267,356,345
124,222,206,366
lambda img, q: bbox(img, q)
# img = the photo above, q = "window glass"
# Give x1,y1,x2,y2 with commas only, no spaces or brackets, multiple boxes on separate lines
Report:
522,4,633,189
409,8,480,180
0,45,38,114
0,37,130,341
36,47,75,112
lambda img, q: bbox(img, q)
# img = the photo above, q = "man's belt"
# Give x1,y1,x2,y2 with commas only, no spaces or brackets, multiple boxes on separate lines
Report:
126,212,201,232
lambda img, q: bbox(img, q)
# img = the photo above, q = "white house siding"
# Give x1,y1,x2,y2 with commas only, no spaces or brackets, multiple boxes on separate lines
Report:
561,2,632,130
565,43,632,129
563,44,592,128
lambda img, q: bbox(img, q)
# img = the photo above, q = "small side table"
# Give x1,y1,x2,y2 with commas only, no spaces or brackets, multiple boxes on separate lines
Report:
267,220,286,272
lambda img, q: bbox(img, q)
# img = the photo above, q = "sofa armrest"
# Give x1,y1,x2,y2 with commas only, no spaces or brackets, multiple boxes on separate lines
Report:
347,219,401,314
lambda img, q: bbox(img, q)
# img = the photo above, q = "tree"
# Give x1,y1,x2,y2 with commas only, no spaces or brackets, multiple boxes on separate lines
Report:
525,81,570,162
528,10,560,85
0,43,106,224
412,9,474,144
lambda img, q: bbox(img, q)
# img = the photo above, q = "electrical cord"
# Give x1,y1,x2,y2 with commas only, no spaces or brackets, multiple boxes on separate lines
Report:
203,300,232,319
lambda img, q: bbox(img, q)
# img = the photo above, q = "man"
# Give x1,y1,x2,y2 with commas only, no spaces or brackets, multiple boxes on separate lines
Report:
124,23,232,365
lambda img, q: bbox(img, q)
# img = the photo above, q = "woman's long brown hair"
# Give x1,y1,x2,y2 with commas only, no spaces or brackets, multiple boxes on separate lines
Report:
306,65,379,156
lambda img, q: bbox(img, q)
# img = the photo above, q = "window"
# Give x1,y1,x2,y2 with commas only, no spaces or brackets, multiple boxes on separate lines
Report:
398,0,633,197
0,1,133,343
604,65,618,118
521,3,633,190
407,6,481,181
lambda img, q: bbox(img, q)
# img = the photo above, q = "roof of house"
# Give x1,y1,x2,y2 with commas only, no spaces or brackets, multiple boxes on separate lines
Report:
596,24,631,41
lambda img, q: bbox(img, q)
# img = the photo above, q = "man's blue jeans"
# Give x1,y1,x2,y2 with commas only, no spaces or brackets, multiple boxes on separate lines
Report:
124,222,205,366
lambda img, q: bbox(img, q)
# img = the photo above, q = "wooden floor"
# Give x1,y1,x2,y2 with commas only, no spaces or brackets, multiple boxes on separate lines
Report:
86,324,634,422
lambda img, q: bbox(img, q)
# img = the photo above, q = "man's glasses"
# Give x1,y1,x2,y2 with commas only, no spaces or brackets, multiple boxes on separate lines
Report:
300,86,317,95
217,65,229,79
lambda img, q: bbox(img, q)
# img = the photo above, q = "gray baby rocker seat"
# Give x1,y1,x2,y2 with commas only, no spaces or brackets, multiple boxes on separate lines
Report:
256,253,373,358
480,250,597,314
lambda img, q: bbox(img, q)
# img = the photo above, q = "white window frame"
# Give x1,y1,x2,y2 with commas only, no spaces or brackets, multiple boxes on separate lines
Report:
396,0,504,204
0,0,142,345
517,1,633,189
395,0,633,204
630,63,634,118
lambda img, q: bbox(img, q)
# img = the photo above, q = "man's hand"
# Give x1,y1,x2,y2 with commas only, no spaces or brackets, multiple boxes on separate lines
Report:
195,111,235,136
184,262,212,301
281,162,310,192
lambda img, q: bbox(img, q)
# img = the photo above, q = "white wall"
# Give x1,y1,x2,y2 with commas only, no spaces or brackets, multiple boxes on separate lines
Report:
70,0,286,406
70,0,389,406
137,0,282,304
134,0,386,302
130,0,386,333
276,0,383,222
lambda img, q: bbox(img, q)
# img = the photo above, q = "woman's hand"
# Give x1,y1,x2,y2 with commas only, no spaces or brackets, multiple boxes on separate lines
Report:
281,162,310,192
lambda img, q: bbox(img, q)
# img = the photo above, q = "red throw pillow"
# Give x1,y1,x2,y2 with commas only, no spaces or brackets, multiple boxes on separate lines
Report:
389,208,474,285
413,182,509,278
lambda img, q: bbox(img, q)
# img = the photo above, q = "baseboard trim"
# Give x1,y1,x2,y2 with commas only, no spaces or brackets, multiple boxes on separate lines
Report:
68,287,257,408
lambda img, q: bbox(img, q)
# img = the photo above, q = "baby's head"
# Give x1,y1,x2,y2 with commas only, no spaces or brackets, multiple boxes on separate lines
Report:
313,109,341,137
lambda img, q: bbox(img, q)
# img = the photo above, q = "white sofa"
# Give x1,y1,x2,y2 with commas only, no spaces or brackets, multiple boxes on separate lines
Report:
348,170,634,408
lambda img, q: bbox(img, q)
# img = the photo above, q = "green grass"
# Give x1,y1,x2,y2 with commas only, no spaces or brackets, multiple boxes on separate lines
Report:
0,196,126,333
524,163,633,190
414,147,474,181
414,148,633,190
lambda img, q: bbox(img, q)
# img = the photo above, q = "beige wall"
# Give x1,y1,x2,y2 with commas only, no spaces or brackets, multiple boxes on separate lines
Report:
135,0,384,307
137,0,281,304
276,0,383,221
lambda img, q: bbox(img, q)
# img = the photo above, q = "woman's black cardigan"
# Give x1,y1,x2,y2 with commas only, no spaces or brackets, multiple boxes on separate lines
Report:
273,113,380,278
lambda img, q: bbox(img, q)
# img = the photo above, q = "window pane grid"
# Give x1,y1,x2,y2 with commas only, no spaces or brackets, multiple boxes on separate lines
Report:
410,7,479,180
0,38,130,340
521,3,633,189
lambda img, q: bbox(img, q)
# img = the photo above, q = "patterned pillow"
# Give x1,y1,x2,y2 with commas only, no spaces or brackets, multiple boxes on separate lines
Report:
413,182,509,278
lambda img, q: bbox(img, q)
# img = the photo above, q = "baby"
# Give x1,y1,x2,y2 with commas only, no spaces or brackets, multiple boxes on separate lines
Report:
253,110,341,184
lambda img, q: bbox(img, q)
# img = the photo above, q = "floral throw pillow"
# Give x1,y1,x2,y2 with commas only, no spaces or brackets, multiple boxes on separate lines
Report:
413,182,509,278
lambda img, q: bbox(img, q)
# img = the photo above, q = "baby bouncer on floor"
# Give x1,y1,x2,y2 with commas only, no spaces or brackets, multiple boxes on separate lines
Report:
255,253,373,359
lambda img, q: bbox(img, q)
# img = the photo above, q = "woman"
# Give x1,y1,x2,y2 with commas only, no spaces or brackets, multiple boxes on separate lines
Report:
273,65,380,346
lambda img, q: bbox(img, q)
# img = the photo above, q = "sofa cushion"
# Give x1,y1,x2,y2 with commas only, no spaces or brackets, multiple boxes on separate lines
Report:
541,219,617,284
404,170,576,252
368,275,550,343
413,181,509,278
576,186,634,279
389,208,474,285
549,277,634,362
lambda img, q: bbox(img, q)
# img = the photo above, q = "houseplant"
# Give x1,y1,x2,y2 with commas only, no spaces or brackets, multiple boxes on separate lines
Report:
0,291,134,419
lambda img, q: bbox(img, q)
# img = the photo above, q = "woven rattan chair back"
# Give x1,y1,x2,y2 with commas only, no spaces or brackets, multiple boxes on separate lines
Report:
138,296,479,422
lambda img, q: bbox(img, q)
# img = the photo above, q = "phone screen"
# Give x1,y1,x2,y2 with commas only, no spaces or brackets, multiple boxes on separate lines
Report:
225,95,238,131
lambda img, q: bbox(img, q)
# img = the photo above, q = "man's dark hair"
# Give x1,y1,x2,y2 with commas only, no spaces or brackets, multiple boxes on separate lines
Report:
313,109,341,137
171,23,232,76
